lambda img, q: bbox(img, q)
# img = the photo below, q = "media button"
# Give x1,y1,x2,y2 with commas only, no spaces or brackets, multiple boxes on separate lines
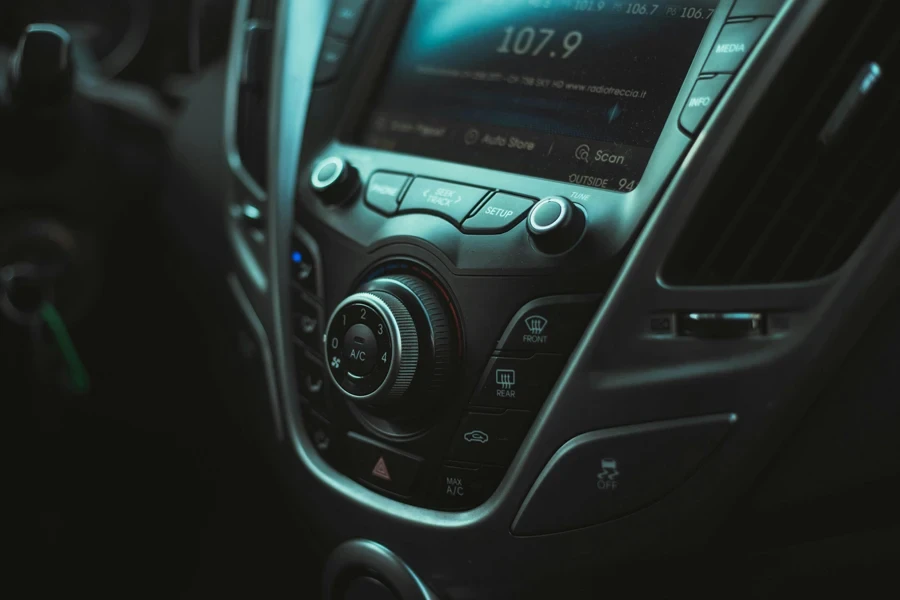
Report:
399,178,489,225
365,172,410,215
462,193,534,233
702,19,772,74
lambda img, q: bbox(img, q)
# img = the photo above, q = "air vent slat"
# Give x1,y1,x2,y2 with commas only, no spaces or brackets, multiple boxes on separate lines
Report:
665,0,900,286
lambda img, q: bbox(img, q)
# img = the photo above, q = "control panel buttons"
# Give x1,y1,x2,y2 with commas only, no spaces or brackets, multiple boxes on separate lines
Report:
347,433,423,496
497,296,599,354
293,292,322,350
325,297,411,401
311,156,360,205
448,410,532,465
314,37,349,84
511,414,737,535
342,323,379,375
702,19,772,74
527,196,586,253
679,75,731,135
730,0,785,18
327,0,369,39
290,236,318,293
462,193,535,233
399,178,489,225
471,354,565,410
365,172,411,216
295,346,327,411
432,463,503,511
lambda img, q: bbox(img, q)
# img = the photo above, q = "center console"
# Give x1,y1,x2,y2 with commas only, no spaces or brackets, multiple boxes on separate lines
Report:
218,0,900,597
285,0,763,513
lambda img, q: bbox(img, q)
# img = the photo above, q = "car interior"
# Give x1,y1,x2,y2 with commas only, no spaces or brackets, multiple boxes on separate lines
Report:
4,0,900,598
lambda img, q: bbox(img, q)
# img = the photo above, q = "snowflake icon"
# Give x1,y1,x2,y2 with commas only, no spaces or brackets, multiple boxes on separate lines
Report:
330,356,341,369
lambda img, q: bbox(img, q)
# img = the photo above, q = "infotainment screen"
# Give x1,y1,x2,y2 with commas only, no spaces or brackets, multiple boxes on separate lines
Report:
358,0,719,191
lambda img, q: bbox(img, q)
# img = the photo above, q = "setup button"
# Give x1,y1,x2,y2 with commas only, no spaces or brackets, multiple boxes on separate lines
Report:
462,193,535,233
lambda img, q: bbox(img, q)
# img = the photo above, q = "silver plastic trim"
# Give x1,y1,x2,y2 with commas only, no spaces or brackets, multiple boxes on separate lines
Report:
310,156,346,191
528,197,570,233
323,292,405,402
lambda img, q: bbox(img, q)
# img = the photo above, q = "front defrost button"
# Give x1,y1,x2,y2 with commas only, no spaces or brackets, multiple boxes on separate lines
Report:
512,414,736,535
497,295,599,354
680,75,731,135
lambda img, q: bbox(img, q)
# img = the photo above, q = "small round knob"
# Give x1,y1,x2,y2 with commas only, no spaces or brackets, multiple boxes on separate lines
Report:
527,196,586,253
8,24,75,109
310,156,360,206
324,274,454,409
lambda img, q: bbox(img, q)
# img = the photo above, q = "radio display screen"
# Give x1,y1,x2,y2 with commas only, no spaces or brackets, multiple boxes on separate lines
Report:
357,0,719,192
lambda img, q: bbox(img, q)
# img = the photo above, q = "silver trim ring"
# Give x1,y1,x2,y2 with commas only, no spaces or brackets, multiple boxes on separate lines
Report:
323,292,403,402
529,197,570,233
310,156,345,191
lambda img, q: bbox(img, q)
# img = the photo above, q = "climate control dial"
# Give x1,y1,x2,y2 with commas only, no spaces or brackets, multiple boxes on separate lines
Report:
324,274,454,409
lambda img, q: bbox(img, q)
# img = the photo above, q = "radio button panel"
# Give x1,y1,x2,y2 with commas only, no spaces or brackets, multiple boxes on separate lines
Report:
398,177,489,225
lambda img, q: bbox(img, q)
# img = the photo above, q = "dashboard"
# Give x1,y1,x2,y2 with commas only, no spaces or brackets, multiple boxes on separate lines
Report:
5,0,900,597
210,0,900,596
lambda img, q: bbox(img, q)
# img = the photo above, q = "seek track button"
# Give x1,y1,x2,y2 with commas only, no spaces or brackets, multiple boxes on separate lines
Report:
399,177,489,225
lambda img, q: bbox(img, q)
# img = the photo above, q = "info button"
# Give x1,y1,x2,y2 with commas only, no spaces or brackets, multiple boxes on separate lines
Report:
399,178,489,225
462,193,534,234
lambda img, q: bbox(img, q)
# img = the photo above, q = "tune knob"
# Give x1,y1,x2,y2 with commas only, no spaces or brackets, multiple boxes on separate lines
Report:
527,196,586,254
324,274,454,409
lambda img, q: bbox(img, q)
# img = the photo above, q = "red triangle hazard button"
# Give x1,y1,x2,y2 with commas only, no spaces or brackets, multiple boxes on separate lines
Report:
372,456,391,481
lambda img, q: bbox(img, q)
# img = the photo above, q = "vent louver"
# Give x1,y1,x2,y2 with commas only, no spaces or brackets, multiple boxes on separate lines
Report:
665,0,900,286
236,0,276,188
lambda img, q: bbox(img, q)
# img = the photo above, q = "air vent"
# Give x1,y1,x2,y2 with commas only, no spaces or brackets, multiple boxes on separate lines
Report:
665,0,900,286
236,0,276,188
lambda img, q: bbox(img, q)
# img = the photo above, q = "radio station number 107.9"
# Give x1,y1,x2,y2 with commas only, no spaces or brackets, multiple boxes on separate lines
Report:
497,27,583,58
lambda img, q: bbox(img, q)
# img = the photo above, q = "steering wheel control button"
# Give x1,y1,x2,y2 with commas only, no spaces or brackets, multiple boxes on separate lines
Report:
315,37,349,84
680,75,731,135
730,0,785,18
293,293,322,351
527,196,586,253
497,295,599,354
399,178,489,225
471,354,565,410
10,24,75,108
328,0,370,39
347,433,422,496
449,411,532,465
702,19,772,74
462,193,535,234
432,463,503,511
342,323,379,376
311,156,360,205
511,414,737,535
365,172,411,216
